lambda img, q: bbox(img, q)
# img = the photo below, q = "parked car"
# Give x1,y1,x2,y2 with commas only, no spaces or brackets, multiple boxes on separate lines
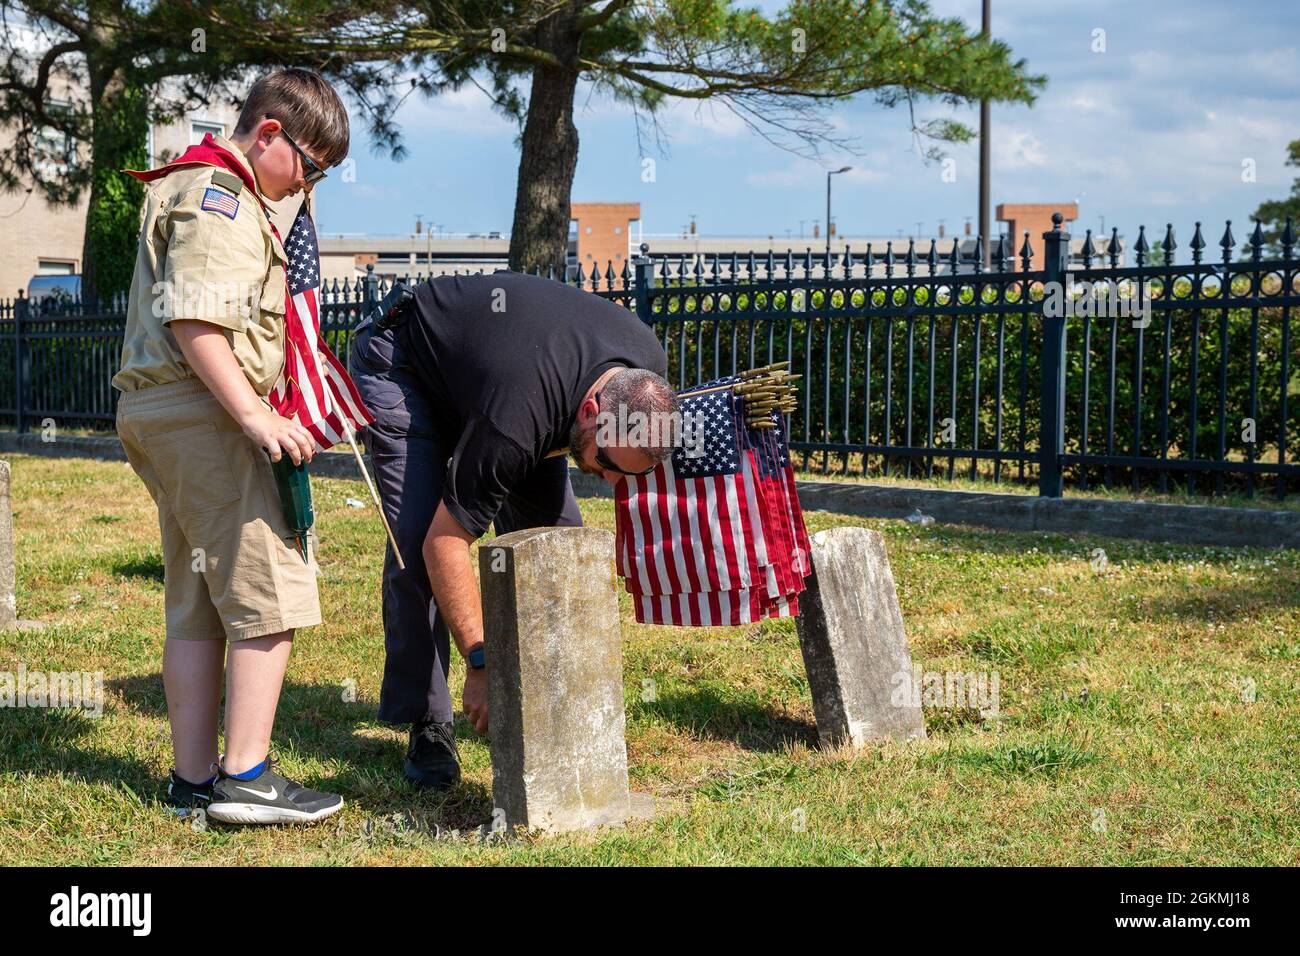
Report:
26,274,81,306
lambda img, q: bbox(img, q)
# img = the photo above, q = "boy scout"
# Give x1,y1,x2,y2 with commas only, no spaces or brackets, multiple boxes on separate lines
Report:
113,69,349,825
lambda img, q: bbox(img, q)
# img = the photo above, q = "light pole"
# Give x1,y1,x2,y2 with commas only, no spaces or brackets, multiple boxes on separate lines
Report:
827,166,851,261
978,0,991,268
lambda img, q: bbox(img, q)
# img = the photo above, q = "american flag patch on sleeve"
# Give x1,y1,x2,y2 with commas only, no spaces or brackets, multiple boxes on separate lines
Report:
200,187,240,219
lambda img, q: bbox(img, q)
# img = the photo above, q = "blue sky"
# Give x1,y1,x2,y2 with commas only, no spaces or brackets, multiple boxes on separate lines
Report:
311,0,1300,247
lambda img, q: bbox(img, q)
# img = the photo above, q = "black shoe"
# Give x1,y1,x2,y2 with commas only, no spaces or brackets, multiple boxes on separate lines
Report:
208,756,344,825
165,769,214,811
405,720,461,791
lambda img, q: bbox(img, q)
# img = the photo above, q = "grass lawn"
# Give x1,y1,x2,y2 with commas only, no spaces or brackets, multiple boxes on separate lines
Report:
0,452,1296,865
789,455,1300,512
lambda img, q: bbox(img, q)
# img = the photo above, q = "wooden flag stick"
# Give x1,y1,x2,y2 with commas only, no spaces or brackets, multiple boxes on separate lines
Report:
342,420,405,571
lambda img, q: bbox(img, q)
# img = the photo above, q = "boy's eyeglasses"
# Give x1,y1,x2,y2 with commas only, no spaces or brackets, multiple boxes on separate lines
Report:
278,127,328,185
593,391,657,477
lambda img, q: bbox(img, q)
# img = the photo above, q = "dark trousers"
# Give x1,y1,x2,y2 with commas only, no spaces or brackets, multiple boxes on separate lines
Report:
349,317,582,724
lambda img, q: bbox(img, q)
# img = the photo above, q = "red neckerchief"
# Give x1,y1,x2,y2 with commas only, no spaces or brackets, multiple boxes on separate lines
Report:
124,133,262,203
123,132,288,256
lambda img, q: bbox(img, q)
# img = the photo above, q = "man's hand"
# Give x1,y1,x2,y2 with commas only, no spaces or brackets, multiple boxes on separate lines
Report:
239,406,316,465
462,667,488,734
423,504,487,731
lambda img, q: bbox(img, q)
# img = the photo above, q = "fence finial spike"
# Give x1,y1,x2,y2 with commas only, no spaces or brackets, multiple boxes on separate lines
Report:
1190,222,1205,263
1018,230,1033,266
1219,220,1235,253
1282,217,1295,251
1134,225,1149,267
1134,224,1149,254
1081,229,1096,265
1250,219,1265,259
1161,222,1177,258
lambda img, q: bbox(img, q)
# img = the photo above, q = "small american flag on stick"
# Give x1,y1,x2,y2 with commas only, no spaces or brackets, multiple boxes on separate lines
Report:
266,204,404,569
615,369,811,627
268,203,373,451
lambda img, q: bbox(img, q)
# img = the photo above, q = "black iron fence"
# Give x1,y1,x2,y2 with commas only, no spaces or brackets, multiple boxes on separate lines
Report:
4,214,1297,499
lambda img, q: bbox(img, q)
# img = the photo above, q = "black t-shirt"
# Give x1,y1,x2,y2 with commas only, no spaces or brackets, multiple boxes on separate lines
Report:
401,271,668,537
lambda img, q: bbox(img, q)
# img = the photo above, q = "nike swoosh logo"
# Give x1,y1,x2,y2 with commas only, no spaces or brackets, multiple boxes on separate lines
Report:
236,783,278,799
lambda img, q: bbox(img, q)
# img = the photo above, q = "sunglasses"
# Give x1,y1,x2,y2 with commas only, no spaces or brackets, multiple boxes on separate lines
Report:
593,391,657,478
278,126,328,185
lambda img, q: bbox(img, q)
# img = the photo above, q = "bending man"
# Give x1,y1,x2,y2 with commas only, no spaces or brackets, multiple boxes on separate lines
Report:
350,271,676,791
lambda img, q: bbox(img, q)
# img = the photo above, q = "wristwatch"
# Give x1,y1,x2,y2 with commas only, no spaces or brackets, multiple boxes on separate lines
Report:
466,644,486,670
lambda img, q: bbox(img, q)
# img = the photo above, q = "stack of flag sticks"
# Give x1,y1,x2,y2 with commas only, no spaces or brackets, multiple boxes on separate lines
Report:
735,362,801,429
614,361,813,627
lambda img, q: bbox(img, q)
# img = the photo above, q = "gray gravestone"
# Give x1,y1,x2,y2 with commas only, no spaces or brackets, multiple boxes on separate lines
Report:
794,526,926,747
479,526,632,834
0,461,15,630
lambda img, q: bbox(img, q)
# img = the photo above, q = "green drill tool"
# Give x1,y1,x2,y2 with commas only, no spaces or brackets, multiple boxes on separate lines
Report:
268,452,314,561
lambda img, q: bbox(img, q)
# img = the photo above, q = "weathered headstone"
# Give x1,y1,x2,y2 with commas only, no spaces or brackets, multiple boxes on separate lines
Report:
0,461,16,630
794,526,926,747
479,525,633,834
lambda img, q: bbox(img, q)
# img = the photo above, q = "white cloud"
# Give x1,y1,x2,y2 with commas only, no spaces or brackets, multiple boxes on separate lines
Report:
394,84,516,136
993,130,1048,171
744,161,885,189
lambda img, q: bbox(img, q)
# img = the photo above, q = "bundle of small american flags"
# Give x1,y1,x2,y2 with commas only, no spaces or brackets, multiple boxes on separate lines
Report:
614,364,812,626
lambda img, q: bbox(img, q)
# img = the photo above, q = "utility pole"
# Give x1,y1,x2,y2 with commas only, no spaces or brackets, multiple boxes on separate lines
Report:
979,0,991,269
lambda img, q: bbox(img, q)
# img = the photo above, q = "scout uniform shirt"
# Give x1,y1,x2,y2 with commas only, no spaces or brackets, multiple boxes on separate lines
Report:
112,134,289,396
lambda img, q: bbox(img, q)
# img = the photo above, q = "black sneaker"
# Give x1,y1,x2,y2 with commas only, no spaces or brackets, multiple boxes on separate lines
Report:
165,770,214,811
405,720,461,791
208,757,343,825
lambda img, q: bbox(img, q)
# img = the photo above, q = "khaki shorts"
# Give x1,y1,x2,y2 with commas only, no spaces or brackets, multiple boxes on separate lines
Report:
116,378,321,641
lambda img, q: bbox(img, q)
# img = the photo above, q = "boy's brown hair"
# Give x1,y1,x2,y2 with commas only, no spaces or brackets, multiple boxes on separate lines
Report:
234,68,350,168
